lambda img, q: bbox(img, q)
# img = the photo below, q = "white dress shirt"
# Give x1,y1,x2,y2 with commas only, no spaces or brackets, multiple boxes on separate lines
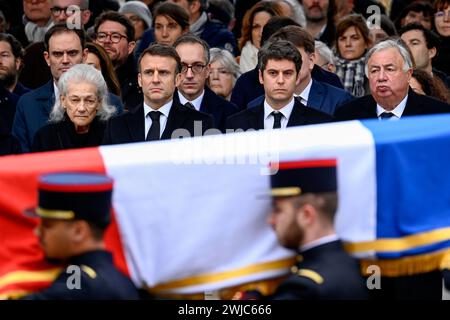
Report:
263,97,295,129
53,81,60,101
376,94,408,121
144,100,172,138
177,90,204,111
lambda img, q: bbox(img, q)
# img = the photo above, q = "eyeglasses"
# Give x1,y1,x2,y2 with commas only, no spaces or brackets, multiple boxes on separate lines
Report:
95,32,128,44
50,6,88,16
181,63,207,74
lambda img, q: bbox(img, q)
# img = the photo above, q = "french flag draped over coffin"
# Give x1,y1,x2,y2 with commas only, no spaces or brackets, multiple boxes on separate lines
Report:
1,114,450,297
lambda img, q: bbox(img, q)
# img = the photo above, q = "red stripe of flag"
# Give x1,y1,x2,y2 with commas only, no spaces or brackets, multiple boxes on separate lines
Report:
271,159,337,170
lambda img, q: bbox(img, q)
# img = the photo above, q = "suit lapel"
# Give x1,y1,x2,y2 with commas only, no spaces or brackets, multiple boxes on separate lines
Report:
126,105,145,142
36,81,56,115
307,80,325,111
248,103,265,130
287,99,309,127
161,100,186,139
402,89,422,116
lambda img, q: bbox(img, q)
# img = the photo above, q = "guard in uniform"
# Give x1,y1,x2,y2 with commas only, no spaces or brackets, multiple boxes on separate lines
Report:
23,172,139,300
267,160,368,300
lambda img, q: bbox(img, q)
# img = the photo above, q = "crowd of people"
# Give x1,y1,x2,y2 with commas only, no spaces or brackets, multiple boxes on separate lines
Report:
0,0,450,300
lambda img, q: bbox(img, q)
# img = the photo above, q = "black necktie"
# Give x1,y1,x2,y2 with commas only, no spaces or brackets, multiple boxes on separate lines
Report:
272,111,283,129
184,102,194,109
379,112,395,120
146,111,161,141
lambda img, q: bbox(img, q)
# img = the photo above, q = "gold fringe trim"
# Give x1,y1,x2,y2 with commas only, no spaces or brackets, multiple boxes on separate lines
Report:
360,249,450,277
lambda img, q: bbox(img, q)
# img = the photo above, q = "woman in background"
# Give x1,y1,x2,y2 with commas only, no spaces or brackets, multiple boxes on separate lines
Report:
85,42,121,97
208,48,241,101
238,1,284,73
335,14,372,97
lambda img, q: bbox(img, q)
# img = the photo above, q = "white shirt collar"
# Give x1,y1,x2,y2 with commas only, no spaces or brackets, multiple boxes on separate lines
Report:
177,90,205,111
300,234,339,252
53,81,59,100
295,78,312,105
143,99,172,118
376,94,408,120
263,97,295,122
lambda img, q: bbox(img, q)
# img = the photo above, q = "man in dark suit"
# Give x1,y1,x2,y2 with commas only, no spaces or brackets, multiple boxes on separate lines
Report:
247,25,353,116
12,24,123,153
172,34,238,133
230,16,343,110
227,40,332,132
267,160,368,299
103,43,213,145
23,172,139,300
335,38,450,121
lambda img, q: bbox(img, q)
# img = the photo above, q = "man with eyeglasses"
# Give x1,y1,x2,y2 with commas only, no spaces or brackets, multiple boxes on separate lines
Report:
173,34,238,133
103,43,213,145
50,0,91,26
94,11,142,111
12,24,124,153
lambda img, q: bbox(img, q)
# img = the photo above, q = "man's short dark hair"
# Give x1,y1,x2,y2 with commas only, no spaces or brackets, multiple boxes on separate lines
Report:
399,23,441,50
292,192,338,224
94,11,135,43
44,24,87,51
153,2,190,30
270,25,315,54
258,39,302,75
138,43,182,74
260,16,300,48
173,33,210,64
0,33,24,60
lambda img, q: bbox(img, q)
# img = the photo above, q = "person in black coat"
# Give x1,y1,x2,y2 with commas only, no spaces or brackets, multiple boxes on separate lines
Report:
227,40,333,132
335,38,450,121
103,43,213,145
251,160,367,300
230,16,343,110
31,64,117,152
173,34,238,133
23,172,139,300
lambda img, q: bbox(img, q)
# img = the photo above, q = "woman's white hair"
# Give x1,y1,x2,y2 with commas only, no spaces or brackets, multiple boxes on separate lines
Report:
364,38,413,77
49,64,117,123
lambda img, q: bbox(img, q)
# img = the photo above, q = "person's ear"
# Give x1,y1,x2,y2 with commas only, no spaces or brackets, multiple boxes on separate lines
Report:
44,51,51,67
259,69,264,85
429,47,437,60
127,41,136,55
81,48,89,63
71,220,89,243
61,95,67,109
138,72,142,88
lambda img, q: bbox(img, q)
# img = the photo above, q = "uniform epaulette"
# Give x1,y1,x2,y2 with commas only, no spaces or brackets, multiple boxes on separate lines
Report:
81,265,97,279
290,266,324,284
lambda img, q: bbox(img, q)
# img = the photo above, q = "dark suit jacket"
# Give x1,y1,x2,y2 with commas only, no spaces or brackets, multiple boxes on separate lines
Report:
226,98,333,131
174,87,238,132
248,80,354,116
12,80,124,152
231,65,344,111
103,100,214,145
335,89,450,121
271,241,368,300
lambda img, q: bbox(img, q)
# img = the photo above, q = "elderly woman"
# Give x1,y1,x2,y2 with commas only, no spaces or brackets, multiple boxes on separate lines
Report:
208,48,241,101
31,64,116,152
335,14,372,97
